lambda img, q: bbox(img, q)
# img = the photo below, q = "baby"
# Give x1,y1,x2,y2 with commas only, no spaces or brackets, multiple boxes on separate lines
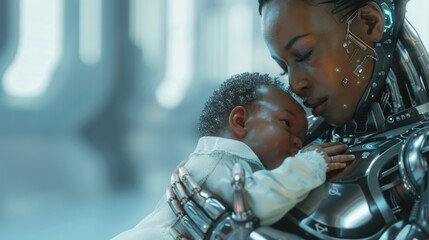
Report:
113,72,354,240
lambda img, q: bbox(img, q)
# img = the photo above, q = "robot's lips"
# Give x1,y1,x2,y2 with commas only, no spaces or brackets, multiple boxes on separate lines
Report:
304,97,328,117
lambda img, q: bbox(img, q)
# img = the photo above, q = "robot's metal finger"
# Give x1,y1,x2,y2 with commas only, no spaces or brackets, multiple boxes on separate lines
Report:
232,163,245,189
179,167,202,195
192,188,209,208
170,173,189,205
181,215,204,240
201,194,227,220
169,227,188,240
166,188,184,218
171,181,189,205
171,172,180,184
184,200,212,234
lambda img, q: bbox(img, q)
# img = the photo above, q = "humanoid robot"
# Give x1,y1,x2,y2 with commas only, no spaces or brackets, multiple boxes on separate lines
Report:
167,0,429,239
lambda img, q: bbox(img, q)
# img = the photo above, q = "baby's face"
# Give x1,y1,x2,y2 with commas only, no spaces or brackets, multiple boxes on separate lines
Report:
242,86,308,169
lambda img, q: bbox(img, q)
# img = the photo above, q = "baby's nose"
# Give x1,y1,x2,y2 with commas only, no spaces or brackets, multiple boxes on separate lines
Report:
293,136,303,149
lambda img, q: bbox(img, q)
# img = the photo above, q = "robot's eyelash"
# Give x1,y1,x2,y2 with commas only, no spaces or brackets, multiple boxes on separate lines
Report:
280,69,288,76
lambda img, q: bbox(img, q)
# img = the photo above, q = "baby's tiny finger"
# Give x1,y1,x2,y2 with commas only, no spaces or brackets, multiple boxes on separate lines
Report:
327,162,347,172
330,154,355,162
324,144,348,155
315,142,342,148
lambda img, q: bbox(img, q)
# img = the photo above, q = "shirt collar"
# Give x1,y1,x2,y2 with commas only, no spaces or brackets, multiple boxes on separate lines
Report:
191,136,264,168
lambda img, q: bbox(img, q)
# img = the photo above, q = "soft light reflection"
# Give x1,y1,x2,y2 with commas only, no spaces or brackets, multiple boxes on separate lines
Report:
79,0,102,65
227,3,253,77
129,0,162,64
407,1,429,47
156,0,195,109
341,198,371,228
203,11,226,82
2,0,63,99
129,0,143,50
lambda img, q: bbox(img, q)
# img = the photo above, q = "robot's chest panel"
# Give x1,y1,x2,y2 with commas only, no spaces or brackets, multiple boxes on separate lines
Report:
278,121,429,239
283,138,405,239
289,183,384,238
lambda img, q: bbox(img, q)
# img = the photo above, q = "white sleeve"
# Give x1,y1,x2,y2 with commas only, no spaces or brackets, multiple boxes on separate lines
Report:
246,150,327,225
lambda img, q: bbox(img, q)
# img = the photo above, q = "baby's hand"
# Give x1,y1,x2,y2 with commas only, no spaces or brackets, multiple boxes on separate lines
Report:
301,142,355,172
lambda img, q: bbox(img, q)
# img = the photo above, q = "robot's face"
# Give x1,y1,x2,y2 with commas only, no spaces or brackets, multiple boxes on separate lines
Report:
261,0,383,126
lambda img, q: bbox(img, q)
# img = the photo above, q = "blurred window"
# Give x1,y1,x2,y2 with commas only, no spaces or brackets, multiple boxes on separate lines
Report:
407,1,429,46
79,0,102,65
155,0,195,109
2,0,63,101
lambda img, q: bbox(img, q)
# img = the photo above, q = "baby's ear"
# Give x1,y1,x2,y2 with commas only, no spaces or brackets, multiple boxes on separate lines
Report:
356,2,385,42
229,106,248,138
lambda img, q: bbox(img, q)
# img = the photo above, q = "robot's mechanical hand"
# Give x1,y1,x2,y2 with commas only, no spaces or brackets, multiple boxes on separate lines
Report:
166,163,258,240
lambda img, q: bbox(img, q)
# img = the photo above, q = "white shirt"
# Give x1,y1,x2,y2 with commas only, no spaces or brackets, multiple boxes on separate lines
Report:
113,136,326,240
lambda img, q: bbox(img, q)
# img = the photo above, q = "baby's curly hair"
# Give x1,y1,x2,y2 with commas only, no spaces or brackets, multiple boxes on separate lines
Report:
199,72,290,137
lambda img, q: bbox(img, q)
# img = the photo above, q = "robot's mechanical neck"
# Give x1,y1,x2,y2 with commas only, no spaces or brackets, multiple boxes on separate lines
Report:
330,101,429,146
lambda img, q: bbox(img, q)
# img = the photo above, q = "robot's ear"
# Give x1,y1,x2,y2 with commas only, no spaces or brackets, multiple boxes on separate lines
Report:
228,106,248,138
356,2,386,42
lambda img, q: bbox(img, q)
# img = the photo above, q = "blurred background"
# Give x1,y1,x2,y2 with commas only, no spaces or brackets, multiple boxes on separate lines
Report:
0,0,427,239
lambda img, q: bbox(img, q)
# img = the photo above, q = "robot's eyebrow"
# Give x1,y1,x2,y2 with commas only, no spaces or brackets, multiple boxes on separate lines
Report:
285,33,310,51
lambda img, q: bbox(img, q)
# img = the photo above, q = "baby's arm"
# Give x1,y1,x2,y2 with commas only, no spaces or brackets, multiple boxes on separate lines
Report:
244,150,326,226
301,142,355,172
242,143,355,225
202,143,355,226
200,157,315,226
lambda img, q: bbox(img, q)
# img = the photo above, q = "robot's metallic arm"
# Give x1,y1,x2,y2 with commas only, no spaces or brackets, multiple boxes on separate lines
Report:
393,172,429,240
414,172,429,236
391,126,429,239
167,163,302,240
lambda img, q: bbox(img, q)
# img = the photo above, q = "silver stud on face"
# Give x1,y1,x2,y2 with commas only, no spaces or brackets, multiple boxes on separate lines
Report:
343,104,348,108
343,41,351,54
335,67,341,73
354,65,364,76
342,77,349,87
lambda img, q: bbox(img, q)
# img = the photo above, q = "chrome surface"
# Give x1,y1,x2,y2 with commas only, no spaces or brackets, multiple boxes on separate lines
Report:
398,126,429,198
231,163,254,222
